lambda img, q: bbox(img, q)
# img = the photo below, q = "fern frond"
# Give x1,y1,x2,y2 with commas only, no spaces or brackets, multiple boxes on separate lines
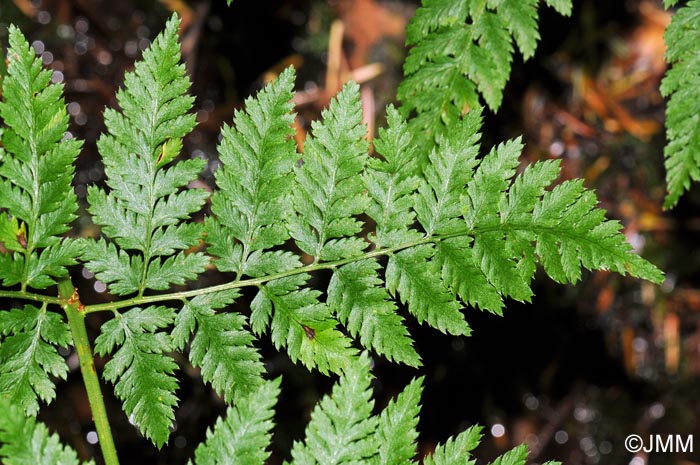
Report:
460,135,665,303
374,376,422,465
207,66,296,276
82,14,208,296
0,398,95,465
415,112,482,236
0,305,71,415
661,0,700,208
423,425,482,465
398,0,573,152
287,353,378,465
253,273,357,375
191,378,280,465
289,81,370,261
0,25,82,289
173,290,264,402
94,306,178,447
328,259,419,367
364,105,422,249
386,245,472,336
487,445,528,465
208,67,356,374
292,92,419,367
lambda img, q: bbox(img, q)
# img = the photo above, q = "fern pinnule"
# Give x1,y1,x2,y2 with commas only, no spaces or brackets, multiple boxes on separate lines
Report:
94,305,178,447
82,13,208,297
207,66,297,276
287,353,378,465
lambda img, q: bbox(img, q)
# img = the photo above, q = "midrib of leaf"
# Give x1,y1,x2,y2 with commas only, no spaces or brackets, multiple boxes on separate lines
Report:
313,156,340,263
137,85,165,297
241,122,274,272
475,221,632,265
80,225,498,314
83,234,435,313
72,211,650,315
20,68,42,292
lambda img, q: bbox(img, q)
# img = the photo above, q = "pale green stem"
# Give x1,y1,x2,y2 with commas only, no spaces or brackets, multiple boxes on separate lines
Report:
58,280,120,465
81,234,447,314
2,231,472,315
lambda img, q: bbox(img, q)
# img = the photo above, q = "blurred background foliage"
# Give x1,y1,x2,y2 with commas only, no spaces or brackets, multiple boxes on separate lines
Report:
1,0,699,464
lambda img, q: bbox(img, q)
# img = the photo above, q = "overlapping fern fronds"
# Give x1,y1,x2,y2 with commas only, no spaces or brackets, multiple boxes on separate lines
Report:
0,10,663,454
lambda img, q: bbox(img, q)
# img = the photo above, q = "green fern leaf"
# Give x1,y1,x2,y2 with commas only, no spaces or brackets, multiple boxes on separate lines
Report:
387,110,661,321
464,138,533,301
80,239,143,295
0,398,94,465
490,0,540,59
83,14,208,296
173,290,264,403
328,259,419,367
207,69,356,374
488,444,528,465
434,237,504,315
287,353,378,465
207,66,296,276
399,0,573,152
387,245,471,336
289,81,370,262
544,0,572,15
415,112,482,236
191,378,279,465
456,130,664,306
661,0,700,208
0,25,82,289
364,105,422,249
290,84,419,366
423,425,481,465
374,376,422,465
94,306,178,447
253,273,357,375
0,305,70,415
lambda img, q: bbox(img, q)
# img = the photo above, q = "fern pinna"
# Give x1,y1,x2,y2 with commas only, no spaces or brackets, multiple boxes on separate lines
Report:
0,8,661,465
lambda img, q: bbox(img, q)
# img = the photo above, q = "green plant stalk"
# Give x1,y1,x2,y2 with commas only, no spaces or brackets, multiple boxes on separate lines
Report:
58,280,120,465
1,218,646,316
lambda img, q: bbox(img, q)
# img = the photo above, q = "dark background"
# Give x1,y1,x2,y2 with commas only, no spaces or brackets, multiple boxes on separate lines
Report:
1,1,699,464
